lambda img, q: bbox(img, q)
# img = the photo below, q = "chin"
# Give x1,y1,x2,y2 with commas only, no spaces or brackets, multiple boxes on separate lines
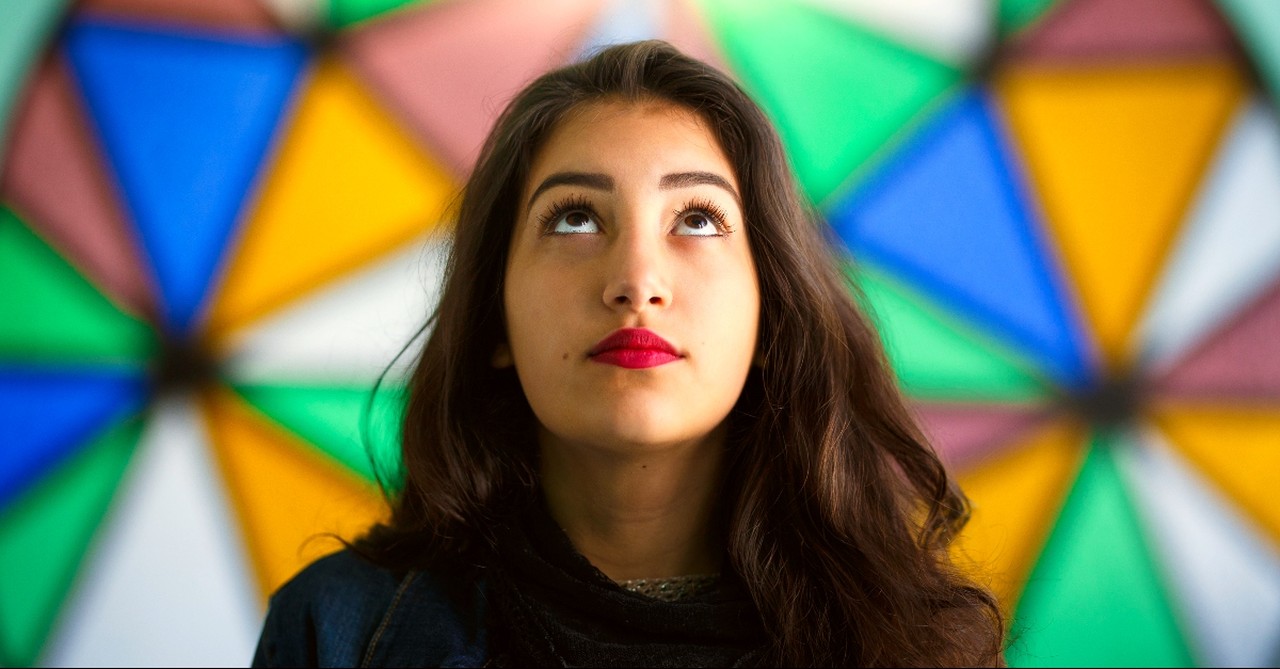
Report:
530,386,737,454
580,405,727,453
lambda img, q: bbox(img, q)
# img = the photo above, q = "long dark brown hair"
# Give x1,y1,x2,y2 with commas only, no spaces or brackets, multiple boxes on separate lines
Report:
361,40,1003,666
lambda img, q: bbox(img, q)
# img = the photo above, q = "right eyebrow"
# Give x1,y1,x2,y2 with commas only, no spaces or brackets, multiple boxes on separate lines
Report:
525,172,615,214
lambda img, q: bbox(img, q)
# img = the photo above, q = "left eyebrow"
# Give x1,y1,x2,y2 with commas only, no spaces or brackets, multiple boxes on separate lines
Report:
659,171,741,207
526,171,615,215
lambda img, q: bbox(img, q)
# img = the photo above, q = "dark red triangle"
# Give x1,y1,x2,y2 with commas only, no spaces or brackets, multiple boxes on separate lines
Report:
1005,0,1241,64
1158,275,1280,400
911,401,1051,471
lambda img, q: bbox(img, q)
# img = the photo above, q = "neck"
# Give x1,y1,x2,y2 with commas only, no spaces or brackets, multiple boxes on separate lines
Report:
539,425,727,583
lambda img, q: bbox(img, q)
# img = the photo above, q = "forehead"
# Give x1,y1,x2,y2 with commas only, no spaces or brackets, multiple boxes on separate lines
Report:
523,99,737,197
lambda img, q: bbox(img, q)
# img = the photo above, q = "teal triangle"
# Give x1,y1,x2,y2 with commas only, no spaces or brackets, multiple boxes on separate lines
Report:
0,416,140,667
1000,0,1060,36
696,0,961,203
1217,0,1280,107
329,0,433,28
0,206,156,365
852,265,1049,402
1009,435,1194,667
64,19,307,334
0,0,71,165
230,382,405,491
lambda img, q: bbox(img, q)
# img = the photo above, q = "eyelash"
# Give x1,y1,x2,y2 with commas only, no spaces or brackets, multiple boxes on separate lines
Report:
675,197,732,234
536,195,596,233
536,196,733,235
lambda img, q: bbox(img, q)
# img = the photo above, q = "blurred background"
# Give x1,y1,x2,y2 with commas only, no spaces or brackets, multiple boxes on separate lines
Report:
2,0,1278,666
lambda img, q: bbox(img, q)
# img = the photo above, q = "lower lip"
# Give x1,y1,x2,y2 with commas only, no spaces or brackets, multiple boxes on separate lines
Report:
590,349,681,369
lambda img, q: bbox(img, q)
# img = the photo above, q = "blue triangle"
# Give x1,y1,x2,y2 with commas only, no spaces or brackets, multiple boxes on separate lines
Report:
827,89,1090,388
64,19,307,334
576,0,664,60
0,366,148,508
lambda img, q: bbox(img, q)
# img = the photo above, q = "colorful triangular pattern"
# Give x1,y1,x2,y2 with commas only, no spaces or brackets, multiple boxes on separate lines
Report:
0,416,140,667
205,56,454,336
696,0,962,203
64,19,306,333
829,89,1090,387
0,208,154,364
995,61,1247,368
1008,436,1193,667
852,266,1049,402
0,367,146,508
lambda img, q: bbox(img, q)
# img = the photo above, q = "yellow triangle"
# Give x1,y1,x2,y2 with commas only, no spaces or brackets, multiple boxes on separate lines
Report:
207,56,457,338
201,387,388,600
1153,403,1280,547
995,62,1246,369
950,419,1087,614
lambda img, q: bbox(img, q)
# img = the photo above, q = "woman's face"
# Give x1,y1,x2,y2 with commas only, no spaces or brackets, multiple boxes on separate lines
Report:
502,99,760,454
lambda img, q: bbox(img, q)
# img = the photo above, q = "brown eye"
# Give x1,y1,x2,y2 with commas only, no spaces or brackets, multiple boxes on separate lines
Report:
551,209,600,235
685,213,710,229
673,210,721,237
672,197,730,236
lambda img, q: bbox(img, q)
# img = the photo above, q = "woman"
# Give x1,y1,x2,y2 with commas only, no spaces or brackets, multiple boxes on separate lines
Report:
254,40,1003,667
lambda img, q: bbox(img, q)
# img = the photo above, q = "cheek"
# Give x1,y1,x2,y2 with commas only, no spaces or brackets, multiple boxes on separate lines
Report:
681,255,760,370
505,261,588,363
688,246,759,321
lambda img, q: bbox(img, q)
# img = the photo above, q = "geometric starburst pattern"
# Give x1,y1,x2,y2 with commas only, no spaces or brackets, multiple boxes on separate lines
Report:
2,0,1278,665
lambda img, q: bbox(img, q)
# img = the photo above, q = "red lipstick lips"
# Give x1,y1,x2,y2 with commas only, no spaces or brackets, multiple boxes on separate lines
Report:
588,328,681,369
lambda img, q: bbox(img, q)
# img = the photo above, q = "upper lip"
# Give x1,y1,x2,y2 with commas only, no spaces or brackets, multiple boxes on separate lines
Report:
588,328,679,356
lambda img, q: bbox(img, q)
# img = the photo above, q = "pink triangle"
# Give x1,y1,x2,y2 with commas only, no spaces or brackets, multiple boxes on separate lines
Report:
1005,0,1241,63
76,0,282,33
1158,277,1280,400
664,0,732,76
1,55,156,318
341,0,602,176
911,402,1051,471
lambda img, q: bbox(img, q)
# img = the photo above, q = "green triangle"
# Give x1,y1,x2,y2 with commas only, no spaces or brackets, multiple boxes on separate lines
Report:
230,382,405,490
329,0,433,27
0,415,141,667
0,0,71,164
1008,435,1194,668
696,0,961,204
851,265,1048,402
999,0,1060,36
1217,0,1280,105
0,207,155,365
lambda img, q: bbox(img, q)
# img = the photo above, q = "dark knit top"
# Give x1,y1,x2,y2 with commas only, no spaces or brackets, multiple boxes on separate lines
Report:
253,501,765,667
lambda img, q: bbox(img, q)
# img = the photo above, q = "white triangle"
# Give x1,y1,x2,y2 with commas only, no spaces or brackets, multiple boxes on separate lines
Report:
261,0,327,34
1138,97,1280,371
577,0,666,58
1113,425,1280,667
221,234,449,386
796,0,992,65
43,397,261,667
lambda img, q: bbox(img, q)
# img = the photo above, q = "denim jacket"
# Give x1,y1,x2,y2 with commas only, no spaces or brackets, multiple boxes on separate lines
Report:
252,550,489,668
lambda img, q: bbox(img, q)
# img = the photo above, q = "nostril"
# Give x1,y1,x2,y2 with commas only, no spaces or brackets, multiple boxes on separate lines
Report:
648,296,661,304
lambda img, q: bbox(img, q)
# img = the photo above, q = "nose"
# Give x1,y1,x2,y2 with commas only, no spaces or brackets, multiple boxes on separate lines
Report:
602,228,672,312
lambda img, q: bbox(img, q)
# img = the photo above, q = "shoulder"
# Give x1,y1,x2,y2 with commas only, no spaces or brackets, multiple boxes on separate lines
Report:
253,549,489,668
252,550,403,667
280,549,405,613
